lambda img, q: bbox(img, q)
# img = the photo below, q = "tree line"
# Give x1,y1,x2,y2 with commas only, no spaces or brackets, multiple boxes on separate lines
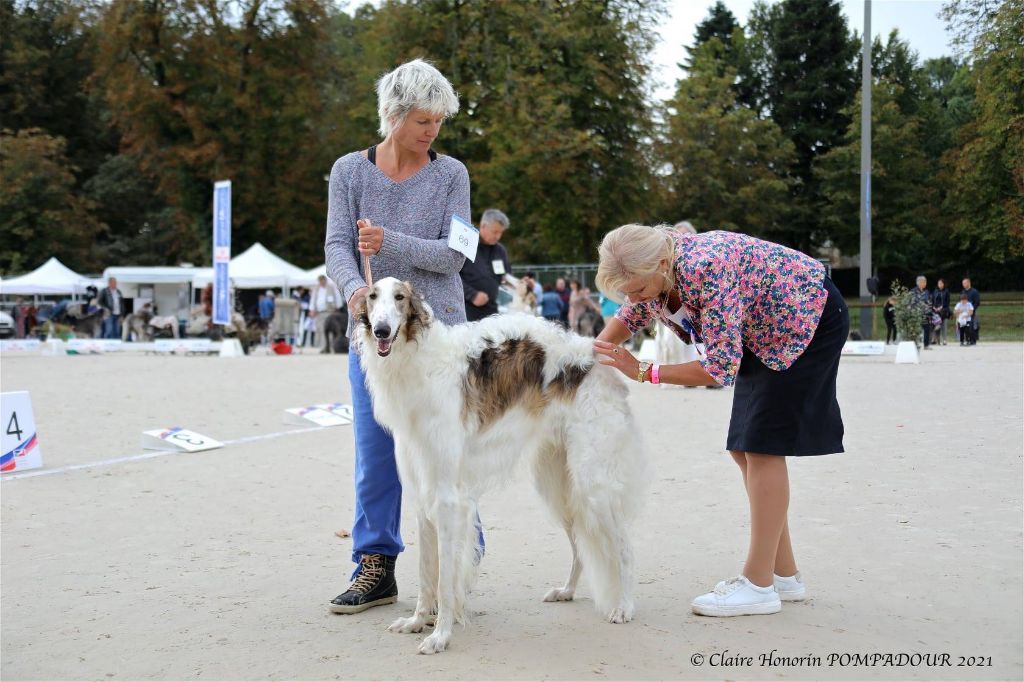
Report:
1,0,1021,289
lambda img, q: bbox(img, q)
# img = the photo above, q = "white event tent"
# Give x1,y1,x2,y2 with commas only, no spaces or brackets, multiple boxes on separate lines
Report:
193,243,316,291
0,257,98,296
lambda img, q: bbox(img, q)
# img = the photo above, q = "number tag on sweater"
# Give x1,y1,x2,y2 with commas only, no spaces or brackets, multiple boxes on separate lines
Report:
448,215,479,262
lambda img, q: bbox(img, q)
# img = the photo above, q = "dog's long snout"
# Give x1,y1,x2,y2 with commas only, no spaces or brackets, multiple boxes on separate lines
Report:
374,325,392,340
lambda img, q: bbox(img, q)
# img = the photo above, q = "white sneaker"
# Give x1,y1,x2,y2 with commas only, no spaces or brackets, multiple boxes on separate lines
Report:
774,571,806,601
691,576,781,617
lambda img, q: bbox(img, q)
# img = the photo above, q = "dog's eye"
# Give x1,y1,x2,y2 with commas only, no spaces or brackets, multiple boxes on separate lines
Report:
394,294,405,301
369,293,377,300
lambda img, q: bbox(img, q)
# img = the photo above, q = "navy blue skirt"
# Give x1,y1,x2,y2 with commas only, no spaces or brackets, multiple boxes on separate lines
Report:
726,277,848,457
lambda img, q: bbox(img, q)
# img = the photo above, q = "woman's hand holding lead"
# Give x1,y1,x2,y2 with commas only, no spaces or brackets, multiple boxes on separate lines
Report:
357,219,384,256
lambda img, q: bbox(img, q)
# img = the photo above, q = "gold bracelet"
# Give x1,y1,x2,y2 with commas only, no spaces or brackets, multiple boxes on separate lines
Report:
637,361,652,383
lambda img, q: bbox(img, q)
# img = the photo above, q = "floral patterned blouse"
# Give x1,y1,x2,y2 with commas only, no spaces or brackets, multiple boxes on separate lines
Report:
615,230,828,387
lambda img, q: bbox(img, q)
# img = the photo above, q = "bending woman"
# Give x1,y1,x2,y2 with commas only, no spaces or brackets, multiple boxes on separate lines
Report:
593,224,848,617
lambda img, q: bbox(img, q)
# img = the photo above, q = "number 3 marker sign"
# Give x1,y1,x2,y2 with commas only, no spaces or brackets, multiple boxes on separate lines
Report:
1,392,44,473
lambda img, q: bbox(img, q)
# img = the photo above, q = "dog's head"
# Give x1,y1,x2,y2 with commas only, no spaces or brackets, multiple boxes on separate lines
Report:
354,277,432,357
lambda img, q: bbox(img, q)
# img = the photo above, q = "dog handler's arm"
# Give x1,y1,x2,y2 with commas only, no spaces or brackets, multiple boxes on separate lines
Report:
325,158,369,304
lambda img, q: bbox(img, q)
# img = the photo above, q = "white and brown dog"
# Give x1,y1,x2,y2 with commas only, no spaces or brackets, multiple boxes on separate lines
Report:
353,277,649,654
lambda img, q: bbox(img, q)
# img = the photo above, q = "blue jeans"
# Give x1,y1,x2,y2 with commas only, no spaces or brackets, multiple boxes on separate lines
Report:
103,315,121,339
348,350,404,566
347,350,484,574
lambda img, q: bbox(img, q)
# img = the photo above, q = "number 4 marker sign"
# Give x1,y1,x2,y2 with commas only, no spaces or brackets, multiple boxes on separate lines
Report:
141,427,223,453
1,392,43,473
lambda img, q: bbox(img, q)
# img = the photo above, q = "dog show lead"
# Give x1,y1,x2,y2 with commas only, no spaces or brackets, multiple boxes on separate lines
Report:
324,58,472,615
593,224,849,617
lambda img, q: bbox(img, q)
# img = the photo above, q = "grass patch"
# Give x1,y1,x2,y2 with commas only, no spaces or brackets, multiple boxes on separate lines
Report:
845,296,1024,342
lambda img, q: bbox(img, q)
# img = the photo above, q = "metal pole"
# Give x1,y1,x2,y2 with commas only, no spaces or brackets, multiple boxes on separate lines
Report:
859,0,873,338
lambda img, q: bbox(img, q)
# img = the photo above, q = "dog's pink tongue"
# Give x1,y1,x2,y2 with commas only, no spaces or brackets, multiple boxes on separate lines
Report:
377,338,392,355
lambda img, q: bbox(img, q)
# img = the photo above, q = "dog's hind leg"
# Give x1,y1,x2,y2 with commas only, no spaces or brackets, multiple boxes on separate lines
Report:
532,442,582,602
565,418,645,624
389,511,438,635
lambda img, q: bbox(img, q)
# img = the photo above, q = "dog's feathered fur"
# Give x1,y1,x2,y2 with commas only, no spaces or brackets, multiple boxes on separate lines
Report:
354,277,649,655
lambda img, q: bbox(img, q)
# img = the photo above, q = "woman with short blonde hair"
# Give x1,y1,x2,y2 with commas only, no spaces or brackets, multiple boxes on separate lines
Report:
593,224,848,618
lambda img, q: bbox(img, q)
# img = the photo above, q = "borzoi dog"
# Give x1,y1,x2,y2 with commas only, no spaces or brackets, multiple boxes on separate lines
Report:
354,277,649,655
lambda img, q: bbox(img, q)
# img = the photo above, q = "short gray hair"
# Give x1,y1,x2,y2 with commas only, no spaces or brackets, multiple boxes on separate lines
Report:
673,221,697,234
376,59,460,138
481,208,509,229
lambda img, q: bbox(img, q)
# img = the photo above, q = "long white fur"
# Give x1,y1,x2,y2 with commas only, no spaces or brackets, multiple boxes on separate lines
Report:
358,278,650,655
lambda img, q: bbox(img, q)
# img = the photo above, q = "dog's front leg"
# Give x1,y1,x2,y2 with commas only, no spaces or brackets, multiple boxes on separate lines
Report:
418,491,462,655
388,511,438,634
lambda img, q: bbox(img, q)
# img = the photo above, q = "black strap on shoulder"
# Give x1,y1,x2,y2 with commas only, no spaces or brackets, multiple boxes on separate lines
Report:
367,145,436,165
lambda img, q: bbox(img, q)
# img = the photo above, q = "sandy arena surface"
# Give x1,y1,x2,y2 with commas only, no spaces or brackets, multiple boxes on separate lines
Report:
1,342,1022,681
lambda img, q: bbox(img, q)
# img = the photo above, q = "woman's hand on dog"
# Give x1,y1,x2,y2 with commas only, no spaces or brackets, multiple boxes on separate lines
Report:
357,219,384,256
593,340,639,378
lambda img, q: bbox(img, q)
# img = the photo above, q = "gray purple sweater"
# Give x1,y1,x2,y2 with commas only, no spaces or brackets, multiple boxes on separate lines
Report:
324,151,471,338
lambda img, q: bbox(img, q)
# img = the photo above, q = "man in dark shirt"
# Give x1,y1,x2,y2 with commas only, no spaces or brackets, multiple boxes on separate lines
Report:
961,277,981,345
911,275,932,348
460,209,511,322
97,277,124,339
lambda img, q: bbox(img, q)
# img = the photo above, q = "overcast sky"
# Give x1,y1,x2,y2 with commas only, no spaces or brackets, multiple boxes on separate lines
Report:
650,0,952,100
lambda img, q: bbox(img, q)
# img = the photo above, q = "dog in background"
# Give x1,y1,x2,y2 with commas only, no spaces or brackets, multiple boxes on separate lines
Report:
354,277,649,655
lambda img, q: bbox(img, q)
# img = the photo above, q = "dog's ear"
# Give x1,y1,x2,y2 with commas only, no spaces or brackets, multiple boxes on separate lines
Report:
353,288,371,331
403,281,432,342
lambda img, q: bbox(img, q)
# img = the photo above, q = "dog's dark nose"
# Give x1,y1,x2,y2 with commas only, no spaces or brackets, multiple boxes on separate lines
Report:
373,325,391,340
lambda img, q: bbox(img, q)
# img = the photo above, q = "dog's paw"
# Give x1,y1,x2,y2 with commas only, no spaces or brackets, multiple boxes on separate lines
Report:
417,631,450,655
388,616,426,634
542,587,575,602
606,606,634,624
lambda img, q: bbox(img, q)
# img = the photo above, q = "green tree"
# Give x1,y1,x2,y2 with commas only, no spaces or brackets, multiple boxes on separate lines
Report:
346,0,663,263
0,129,102,273
92,0,342,267
683,1,740,73
661,40,795,236
753,0,860,251
942,0,1024,262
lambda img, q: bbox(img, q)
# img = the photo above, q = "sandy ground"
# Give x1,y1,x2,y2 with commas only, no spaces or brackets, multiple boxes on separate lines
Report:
1,342,1021,681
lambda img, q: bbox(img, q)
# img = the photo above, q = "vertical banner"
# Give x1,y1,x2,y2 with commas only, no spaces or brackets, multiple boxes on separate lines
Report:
213,180,232,325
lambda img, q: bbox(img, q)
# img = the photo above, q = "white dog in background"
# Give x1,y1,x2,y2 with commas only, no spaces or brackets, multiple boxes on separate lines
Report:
354,278,649,655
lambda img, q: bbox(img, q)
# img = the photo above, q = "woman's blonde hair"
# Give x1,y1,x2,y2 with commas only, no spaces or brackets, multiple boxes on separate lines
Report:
595,224,676,304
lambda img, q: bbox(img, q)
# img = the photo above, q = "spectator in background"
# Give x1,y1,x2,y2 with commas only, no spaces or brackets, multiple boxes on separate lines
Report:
954,293,974,346
910,276,932,349
932,278,951,346
555,278,570,327
258,290,275,337
98,277,125,340
567,279,600,333
525,271,543,303
310,275,342,353
674,220,697,234
541,283,566,325
883,296,898,344
961,278,981,345
460,208,511,321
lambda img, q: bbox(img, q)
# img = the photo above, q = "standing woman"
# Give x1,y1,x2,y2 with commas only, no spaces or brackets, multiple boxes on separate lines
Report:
325,59,471,614
932,278,951,346
593,225,848,617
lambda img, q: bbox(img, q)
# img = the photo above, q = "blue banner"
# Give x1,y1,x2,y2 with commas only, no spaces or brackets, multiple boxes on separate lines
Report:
212,180,232,325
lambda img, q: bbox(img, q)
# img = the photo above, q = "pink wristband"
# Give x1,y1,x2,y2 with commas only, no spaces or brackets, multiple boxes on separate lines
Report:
651,364,661,385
